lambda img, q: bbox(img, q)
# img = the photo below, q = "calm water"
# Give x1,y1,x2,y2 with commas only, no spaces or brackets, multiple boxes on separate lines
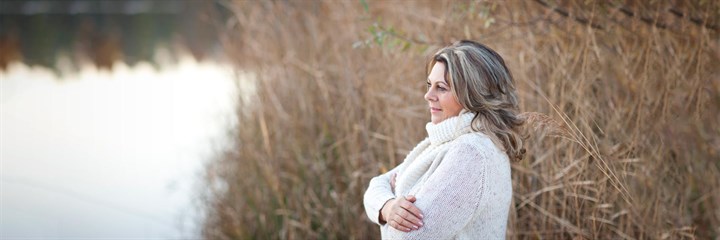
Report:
1,58,238,238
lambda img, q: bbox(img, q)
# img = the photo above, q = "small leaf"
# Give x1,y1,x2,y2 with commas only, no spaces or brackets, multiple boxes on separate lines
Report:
484,18,495,28
360,0,369,13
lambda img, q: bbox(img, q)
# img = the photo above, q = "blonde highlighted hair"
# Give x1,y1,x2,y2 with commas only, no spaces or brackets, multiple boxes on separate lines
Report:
428,40,525,161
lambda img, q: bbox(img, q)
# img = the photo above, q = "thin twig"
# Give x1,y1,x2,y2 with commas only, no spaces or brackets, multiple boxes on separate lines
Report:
534,0,604,30
668,8,719,31
618,6,668,29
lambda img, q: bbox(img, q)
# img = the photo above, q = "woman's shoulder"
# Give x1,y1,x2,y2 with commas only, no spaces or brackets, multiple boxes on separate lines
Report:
450,132,507,161
453,132,496,149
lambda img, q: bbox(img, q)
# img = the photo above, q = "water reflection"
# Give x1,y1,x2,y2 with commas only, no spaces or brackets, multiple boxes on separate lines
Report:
0,57,238,238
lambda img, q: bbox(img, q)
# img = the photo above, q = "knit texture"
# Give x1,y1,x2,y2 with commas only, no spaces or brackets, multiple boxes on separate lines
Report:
363,112,512,239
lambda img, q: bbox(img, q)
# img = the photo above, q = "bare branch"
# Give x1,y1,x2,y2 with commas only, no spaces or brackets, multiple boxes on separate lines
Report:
668,8,719,31
617,6,668,29
533,0,604,30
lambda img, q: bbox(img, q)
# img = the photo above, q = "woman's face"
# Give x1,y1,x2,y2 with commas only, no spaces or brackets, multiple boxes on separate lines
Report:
425,62,463,124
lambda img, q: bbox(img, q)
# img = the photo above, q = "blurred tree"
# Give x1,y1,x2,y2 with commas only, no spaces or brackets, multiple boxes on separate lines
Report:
0,0,224,73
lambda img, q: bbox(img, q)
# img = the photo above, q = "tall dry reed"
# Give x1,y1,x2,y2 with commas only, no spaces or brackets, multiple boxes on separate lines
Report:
202,1,719,239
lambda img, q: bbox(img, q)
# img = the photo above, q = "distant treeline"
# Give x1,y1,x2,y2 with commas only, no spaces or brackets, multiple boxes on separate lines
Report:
0,0,230,71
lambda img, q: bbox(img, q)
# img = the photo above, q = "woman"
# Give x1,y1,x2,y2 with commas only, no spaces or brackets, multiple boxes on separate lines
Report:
363,40,524,239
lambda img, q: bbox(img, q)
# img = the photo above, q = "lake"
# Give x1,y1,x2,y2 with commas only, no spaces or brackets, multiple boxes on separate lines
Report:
1,57,238,239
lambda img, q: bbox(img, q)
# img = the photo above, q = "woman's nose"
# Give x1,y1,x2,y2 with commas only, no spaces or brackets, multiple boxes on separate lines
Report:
424,89,435,102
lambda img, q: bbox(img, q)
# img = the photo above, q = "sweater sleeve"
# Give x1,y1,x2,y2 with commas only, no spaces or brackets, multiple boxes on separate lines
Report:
363,161,406,225
383,142,490,239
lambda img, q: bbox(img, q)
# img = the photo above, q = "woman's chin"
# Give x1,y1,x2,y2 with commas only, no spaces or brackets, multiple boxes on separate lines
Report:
430,115,442,124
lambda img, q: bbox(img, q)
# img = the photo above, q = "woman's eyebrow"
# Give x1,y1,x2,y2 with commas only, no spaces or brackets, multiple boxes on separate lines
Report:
427,78,447,85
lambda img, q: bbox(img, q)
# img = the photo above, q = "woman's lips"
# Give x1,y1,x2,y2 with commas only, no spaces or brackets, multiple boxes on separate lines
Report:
430,107,441,113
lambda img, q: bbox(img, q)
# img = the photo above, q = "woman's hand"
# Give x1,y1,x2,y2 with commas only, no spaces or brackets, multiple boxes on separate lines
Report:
380,195,424,232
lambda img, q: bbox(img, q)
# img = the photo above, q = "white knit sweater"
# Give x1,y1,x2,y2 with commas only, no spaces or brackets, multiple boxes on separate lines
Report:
363,112,512,239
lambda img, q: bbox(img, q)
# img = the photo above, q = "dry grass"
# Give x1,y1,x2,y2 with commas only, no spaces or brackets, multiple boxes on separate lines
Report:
201,1,720,239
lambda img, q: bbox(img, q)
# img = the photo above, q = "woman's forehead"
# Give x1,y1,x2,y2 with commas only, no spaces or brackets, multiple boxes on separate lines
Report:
428,62,447,84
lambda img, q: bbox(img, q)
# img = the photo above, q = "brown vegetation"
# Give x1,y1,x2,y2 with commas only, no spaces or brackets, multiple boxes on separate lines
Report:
202,1,720,239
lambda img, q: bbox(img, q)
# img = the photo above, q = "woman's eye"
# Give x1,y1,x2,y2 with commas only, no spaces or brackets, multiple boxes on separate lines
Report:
426,82,431,89
438,86,447,91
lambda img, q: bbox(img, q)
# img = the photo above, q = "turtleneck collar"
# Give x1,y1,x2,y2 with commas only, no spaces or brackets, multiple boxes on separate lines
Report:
425,111,476,146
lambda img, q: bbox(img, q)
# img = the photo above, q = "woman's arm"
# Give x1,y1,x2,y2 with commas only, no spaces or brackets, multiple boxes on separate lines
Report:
363,163,403,225
364,138,431,230
383,142,493,239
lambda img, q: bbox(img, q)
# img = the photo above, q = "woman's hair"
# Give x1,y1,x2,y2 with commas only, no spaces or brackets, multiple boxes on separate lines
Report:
428,40,525,161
